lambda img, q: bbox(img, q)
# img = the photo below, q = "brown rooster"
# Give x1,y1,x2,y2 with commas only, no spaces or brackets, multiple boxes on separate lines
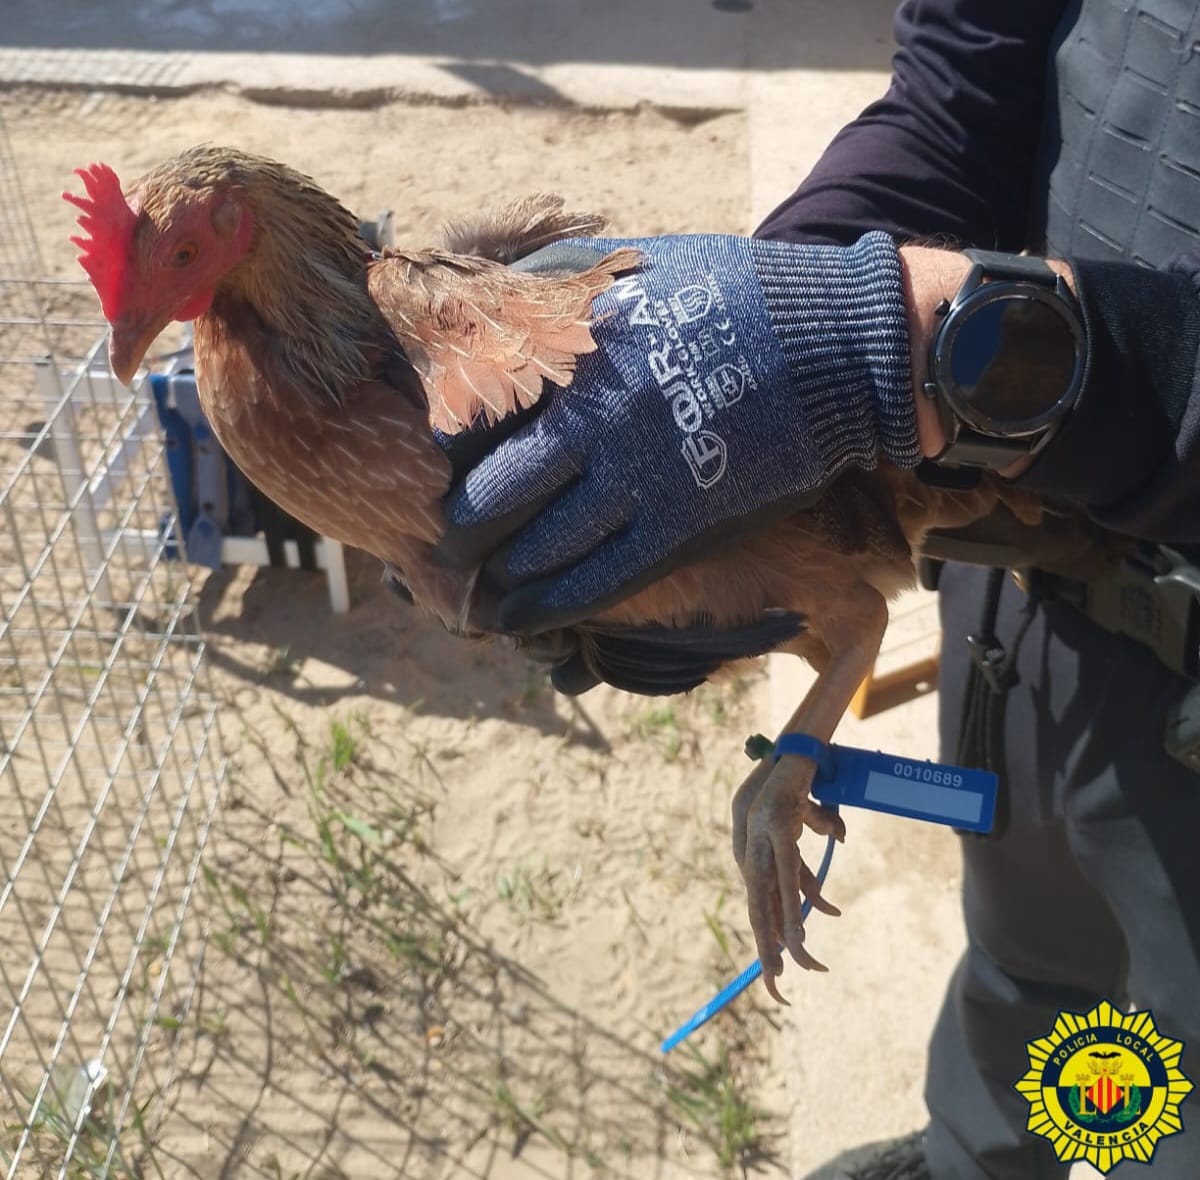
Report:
65,147,1115,997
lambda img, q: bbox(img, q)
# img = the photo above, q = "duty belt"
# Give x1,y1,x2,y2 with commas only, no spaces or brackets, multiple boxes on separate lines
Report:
1026,547,1200,775
920,527,1200,682
919,533,1200,786
1020,545,1200,682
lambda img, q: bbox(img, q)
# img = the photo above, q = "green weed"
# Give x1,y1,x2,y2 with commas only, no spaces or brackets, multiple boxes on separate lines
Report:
663,1044,768,1173
496,859,575,922
633,704,685,762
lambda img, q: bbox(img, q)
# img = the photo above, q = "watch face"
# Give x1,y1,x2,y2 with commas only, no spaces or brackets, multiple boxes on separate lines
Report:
945,287,1083,433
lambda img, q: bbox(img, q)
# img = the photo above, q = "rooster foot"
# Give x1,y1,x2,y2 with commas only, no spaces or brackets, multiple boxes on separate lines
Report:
732,752,844,1004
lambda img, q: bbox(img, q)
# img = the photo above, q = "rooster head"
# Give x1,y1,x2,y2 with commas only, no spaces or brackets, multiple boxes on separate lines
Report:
64,157,255,384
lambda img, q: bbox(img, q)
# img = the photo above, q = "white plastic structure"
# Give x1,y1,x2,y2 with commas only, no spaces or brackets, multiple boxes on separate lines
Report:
33,360,351,615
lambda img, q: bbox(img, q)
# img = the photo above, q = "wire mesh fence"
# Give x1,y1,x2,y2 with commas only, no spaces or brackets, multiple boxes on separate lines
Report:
0,110,225,1177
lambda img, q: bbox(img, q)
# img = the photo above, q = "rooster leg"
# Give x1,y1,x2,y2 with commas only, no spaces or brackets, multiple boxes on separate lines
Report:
734,582,888,1002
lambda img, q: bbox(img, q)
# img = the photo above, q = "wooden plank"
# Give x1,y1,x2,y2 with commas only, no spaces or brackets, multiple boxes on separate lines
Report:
848,654,940,720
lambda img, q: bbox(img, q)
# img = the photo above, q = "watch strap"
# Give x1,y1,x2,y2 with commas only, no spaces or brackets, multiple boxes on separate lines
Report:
934,431,1040,468
962,249,1059,284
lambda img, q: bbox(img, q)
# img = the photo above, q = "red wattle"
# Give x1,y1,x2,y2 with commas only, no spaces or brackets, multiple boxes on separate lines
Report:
174,290,214,322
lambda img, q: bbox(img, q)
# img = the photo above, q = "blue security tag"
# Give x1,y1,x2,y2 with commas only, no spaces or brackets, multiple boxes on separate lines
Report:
773,733,997,834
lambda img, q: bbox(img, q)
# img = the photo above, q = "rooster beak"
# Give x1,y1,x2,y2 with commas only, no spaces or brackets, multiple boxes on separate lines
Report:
108,311,168,387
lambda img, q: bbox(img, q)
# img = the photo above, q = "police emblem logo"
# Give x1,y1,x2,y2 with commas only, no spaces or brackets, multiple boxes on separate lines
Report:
1015,999,1192,1173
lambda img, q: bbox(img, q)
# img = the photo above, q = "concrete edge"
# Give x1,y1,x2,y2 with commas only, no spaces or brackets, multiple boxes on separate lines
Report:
0,47,749,116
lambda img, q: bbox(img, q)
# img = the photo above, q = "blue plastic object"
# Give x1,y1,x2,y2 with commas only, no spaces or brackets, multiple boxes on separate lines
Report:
149,374,193,560
660,735,997,1053
775,733,997,834
149,370,258,569
660,829,837,1054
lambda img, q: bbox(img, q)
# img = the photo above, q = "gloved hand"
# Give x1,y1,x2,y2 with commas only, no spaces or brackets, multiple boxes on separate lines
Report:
436,230,919,633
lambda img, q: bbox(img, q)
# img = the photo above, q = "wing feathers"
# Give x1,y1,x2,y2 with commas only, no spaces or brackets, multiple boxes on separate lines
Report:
370,240,640,433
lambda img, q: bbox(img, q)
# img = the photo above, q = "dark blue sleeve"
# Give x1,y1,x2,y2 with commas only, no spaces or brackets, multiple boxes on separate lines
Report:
755,0,1200,543
1020,254,1200,543
756,0,1070,249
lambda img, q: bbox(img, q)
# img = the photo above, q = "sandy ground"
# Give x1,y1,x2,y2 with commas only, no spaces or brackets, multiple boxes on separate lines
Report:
1,87,822,1179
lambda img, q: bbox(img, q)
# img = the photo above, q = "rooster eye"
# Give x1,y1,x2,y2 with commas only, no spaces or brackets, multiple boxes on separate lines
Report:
172,242,198,267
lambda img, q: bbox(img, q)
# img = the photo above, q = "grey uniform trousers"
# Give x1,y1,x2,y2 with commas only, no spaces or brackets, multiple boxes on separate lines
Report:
924,563,1200,1179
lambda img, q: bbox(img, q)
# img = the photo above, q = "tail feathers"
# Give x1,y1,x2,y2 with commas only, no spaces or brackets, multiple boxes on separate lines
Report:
442,194,608,264
544,610,808,697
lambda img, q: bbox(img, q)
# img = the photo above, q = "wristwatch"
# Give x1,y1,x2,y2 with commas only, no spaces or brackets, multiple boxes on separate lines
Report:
924,249,1087,470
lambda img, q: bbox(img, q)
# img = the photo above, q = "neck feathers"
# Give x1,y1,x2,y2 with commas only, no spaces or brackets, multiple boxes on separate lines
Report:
209,158,385,407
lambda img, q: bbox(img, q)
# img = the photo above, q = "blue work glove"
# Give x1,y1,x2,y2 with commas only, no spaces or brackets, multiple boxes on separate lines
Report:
437,231,919,633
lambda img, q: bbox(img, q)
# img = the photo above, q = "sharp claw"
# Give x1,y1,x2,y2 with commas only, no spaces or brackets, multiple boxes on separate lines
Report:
790,940,827,972
803,800,845,841
762,968,789,1006
809,894,841,918
785,921,830,964
784,922,808,966
799,861,841,917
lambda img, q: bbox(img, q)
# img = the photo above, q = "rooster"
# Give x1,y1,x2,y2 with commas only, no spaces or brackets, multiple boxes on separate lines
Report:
65,147,1116,997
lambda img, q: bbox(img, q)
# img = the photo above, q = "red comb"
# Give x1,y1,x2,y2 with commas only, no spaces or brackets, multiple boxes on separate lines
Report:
63,163,137,320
